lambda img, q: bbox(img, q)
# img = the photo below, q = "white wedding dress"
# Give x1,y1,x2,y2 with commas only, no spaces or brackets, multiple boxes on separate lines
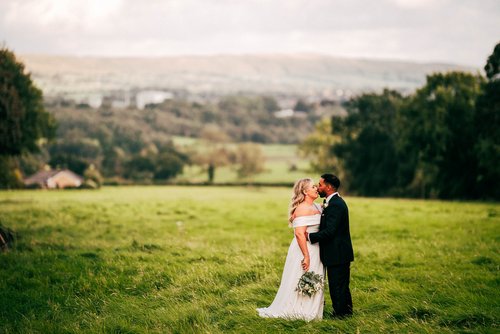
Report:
257,211,325,321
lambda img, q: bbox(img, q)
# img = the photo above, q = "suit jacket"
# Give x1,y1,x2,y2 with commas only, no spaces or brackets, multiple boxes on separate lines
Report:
309,194,354,266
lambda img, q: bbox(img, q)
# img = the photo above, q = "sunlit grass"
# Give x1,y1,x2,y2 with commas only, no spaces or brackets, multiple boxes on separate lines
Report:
0,187,498,333
172,137,309,184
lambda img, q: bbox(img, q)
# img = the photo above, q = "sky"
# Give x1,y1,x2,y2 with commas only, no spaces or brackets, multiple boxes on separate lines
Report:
1,0,499,67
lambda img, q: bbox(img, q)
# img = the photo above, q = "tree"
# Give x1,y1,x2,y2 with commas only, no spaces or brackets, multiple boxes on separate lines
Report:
0,158,23,188
293,99,311,112
0,47,55,156
153,143,188,181
474,42,500,199
154,153,185,180
124,156,156,181
298,118,344,179
0,47,55,188
101,147,126,177
122,142,187,182
234,143,265,179
48,138,102,175
194,124,232,183
400,72,484,198
83,164,103,188
262,96,280,113
484,42,500,80
332,90,405,196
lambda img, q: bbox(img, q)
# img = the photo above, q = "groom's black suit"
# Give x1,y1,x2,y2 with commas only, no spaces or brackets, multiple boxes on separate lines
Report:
309,194,354,317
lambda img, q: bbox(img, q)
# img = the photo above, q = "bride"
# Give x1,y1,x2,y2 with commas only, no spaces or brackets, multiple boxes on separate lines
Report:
257,178,324,321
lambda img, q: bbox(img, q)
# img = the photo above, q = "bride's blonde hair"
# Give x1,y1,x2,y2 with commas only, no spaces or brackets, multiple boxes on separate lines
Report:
288,178,313,226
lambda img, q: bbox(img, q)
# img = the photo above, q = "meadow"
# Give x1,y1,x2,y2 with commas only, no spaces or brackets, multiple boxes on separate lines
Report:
171,137,309,184
0,186,498,333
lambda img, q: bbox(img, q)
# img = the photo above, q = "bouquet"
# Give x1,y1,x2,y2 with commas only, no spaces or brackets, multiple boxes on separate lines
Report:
295,271,324,297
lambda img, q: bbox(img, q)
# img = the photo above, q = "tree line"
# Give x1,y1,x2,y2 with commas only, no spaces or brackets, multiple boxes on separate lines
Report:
300,43,499,200
1,46,333,187
2,43,498,198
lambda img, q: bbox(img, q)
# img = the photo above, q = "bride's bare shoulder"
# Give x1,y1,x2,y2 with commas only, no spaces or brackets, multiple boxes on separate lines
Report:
294,203,317,217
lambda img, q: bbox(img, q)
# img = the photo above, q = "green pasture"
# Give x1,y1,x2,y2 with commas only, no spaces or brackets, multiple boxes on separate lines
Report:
0,187,498,333
172,137,309,184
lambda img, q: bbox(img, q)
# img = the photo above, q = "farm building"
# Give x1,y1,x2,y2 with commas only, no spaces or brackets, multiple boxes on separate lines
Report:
24,169,84,189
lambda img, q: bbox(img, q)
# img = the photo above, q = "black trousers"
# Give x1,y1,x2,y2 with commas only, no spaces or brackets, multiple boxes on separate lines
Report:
327,263,353,316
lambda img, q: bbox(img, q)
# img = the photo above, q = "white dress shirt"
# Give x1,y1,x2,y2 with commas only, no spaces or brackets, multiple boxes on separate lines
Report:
324,192,339,205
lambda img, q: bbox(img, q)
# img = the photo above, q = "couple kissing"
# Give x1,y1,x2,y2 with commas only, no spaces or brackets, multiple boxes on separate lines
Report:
257,174,354,321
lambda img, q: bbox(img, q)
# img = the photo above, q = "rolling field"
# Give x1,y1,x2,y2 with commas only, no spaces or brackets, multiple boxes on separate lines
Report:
172,137,309,184
0,187,498,333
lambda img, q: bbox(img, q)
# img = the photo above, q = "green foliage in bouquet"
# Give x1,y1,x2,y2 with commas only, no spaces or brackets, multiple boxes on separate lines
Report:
296,271,324,297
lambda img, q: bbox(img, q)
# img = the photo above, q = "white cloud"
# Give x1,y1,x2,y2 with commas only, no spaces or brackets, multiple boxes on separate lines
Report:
0,0,498,66
2,0,122,29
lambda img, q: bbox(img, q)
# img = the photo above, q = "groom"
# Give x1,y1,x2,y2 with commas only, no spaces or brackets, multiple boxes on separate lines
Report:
307,174,354,318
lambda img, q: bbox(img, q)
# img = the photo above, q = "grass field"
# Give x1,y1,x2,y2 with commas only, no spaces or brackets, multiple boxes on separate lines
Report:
172,137,310,184
0,187,498,333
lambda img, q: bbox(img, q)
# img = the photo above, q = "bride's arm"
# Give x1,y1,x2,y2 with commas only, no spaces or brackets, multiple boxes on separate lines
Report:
294,226,310,271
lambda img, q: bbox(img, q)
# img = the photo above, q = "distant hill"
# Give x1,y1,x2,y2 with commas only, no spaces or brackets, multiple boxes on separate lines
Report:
19,54,477,101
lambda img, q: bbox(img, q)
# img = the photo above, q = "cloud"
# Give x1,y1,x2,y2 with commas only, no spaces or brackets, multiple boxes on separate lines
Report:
0,0,498,66
387,0,448,9
3,0,122,28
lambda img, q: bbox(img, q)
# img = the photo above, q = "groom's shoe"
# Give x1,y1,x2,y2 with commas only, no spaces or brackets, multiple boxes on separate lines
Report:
331,312,352,319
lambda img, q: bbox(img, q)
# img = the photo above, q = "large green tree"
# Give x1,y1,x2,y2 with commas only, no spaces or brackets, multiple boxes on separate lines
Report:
0,47,55,156
401,72,484,198
332,89,405,196
474,42,500,199
0,47,55,187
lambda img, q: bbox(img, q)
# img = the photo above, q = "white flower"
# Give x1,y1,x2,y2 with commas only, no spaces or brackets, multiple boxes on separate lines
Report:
295,271,324,297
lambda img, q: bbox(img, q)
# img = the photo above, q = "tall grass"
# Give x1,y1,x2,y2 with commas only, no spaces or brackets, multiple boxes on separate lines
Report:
0,187,498,333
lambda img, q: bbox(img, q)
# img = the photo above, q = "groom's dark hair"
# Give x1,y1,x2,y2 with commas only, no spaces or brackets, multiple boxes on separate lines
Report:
321,173,340,190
